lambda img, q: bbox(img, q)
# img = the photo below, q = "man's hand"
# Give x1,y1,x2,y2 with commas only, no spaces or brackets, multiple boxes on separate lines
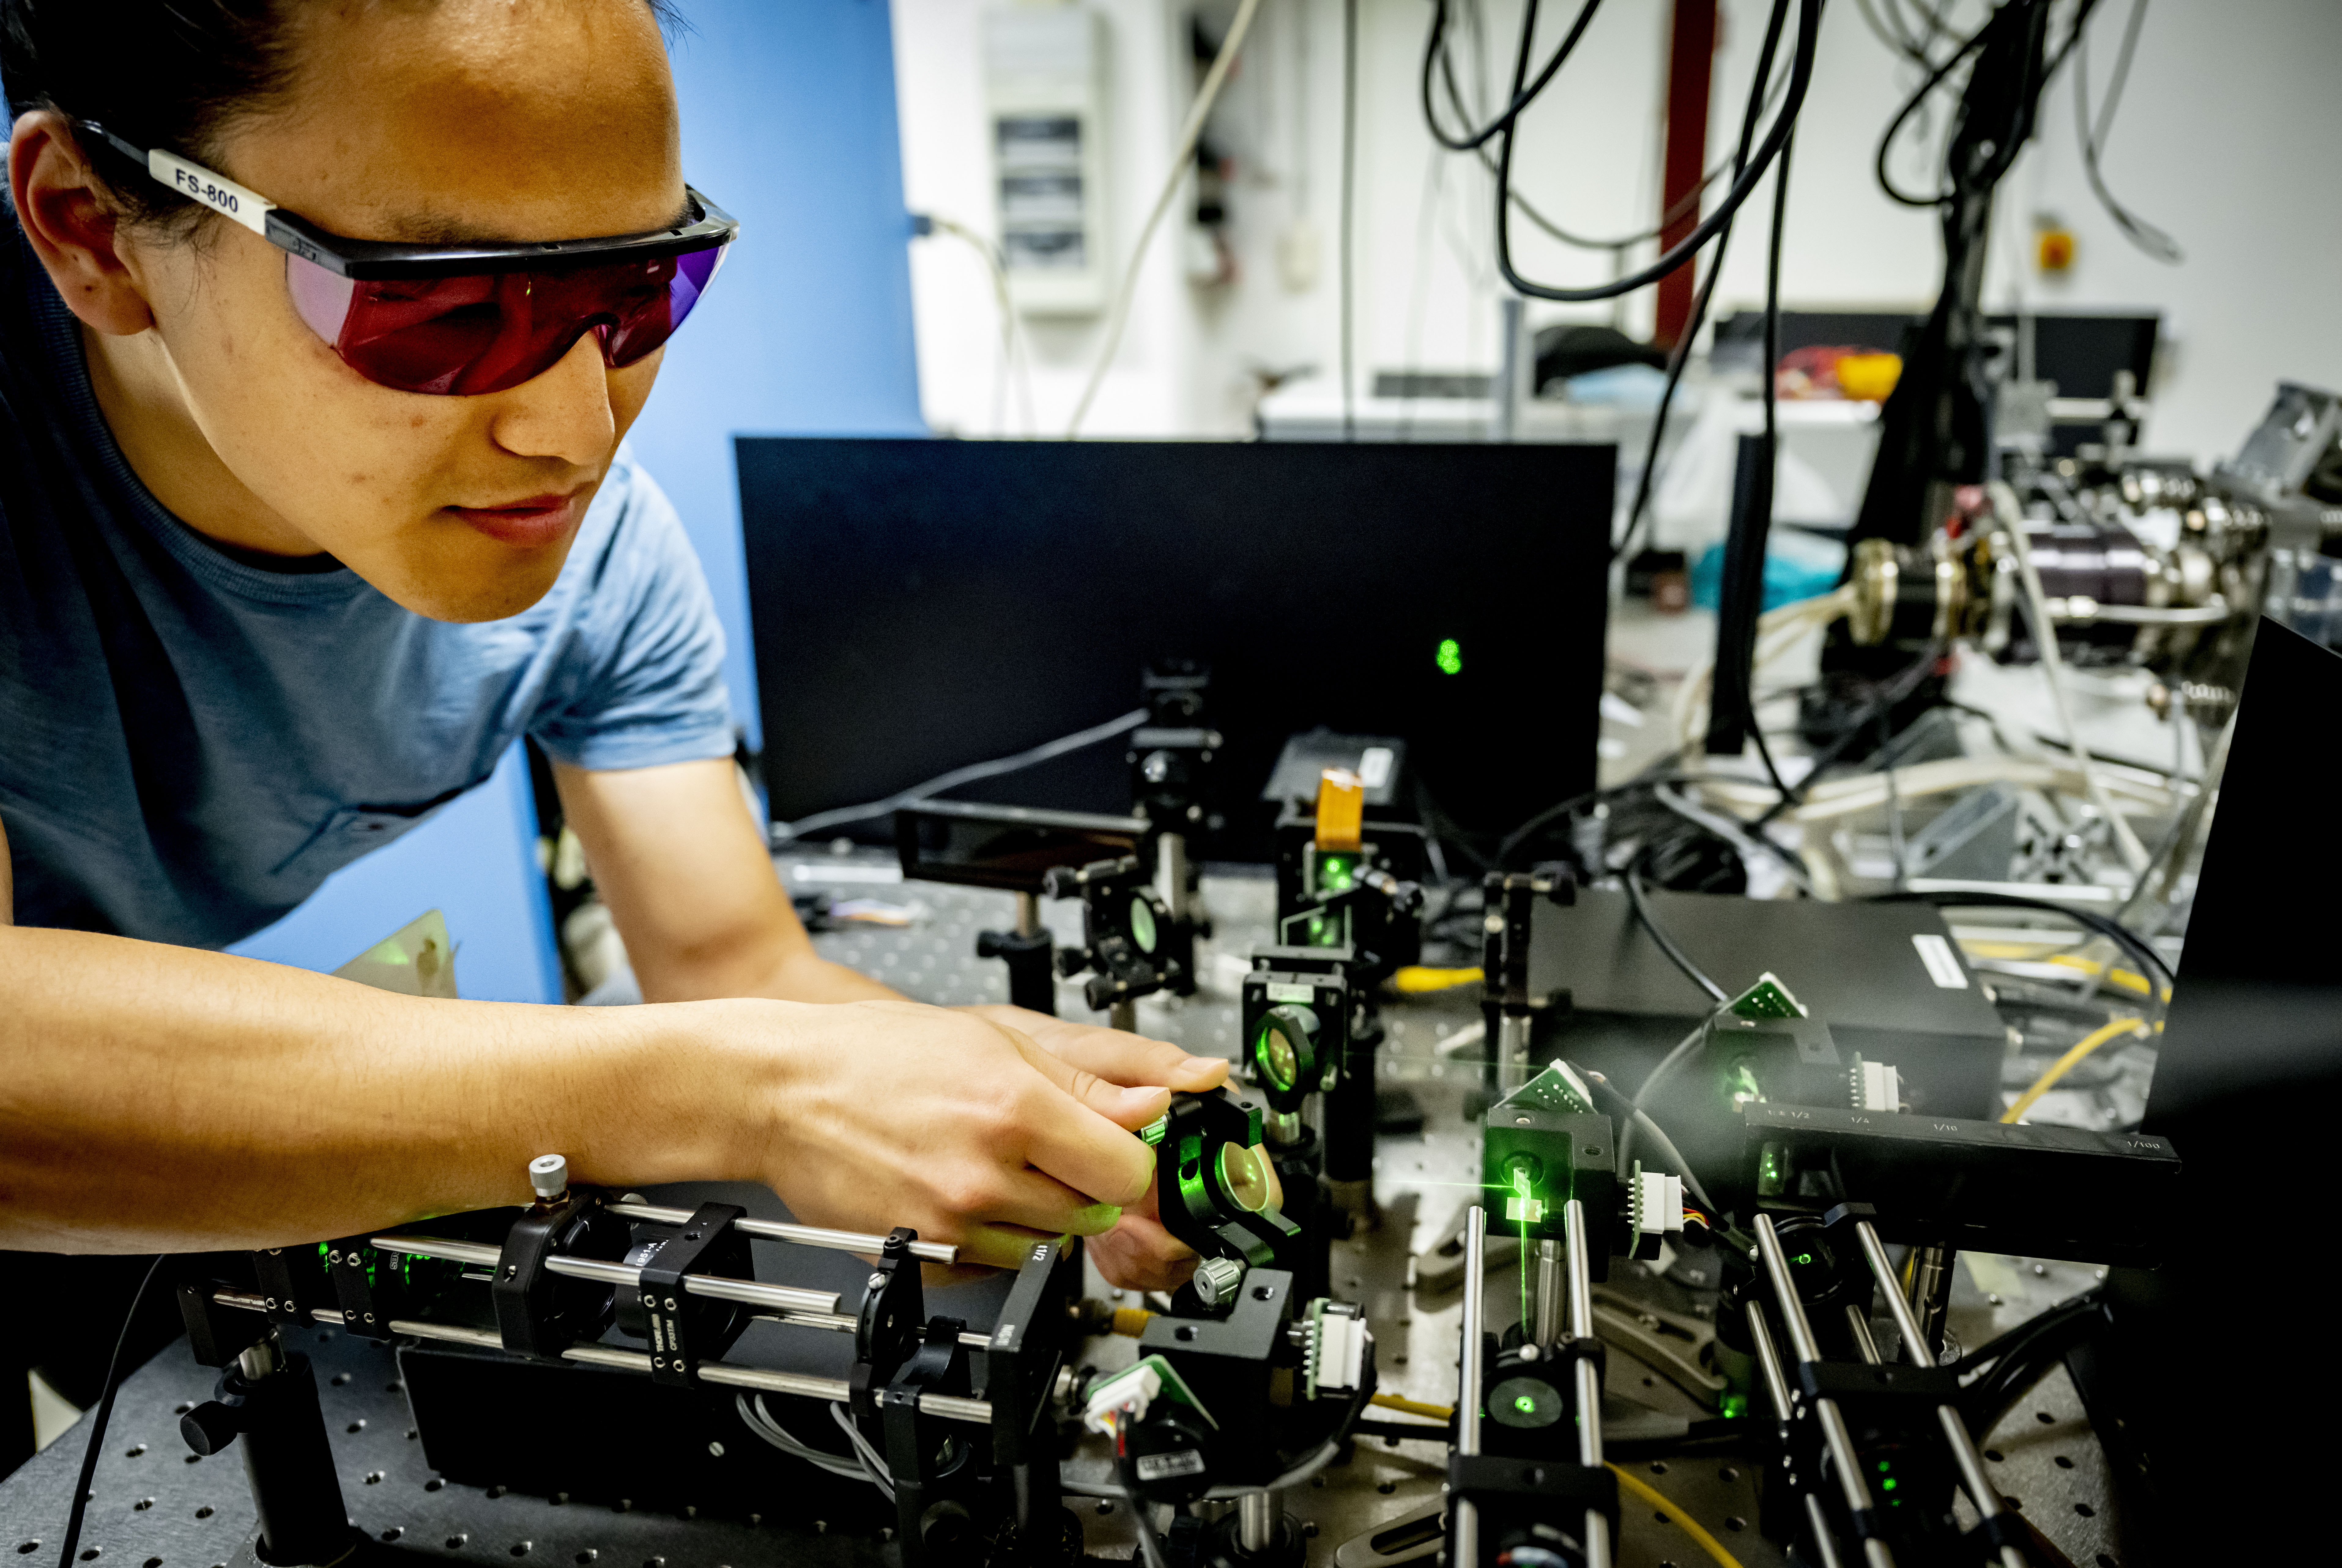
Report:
554,758,1242,1285
963,1005,1230,1289
730,1001,1176,1272
1087,1137,1284,1292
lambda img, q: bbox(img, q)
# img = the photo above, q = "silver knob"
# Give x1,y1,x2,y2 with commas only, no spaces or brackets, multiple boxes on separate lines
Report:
1193,1256,1246,1307
529,1153,569,1200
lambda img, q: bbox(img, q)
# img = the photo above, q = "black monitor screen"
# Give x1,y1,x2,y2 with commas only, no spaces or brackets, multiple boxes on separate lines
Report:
737,437,1614,856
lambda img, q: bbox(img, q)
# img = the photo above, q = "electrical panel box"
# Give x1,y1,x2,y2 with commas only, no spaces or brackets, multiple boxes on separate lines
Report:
983,6,1109,316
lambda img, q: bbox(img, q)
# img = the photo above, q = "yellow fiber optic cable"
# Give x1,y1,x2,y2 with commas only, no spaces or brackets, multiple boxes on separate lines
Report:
1609,1463,1748,1568
1356,1397,1748,1567
2003,1017,2149,1124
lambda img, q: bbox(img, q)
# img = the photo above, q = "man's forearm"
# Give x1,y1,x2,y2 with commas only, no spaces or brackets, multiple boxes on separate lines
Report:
748,946,904,1004
0,925,747,1252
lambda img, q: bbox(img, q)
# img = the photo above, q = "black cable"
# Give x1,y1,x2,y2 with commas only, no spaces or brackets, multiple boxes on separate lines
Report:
1875,0,2105,209
1420,0,1605,153
1494,768,1704,870
1611,0,1794,562
1744,126,1797,803
1625,847,1728,1003
1491,0,1820,304
1872,889,2174,994
1610,250,1727,563
57,1256,167,1568
1750,645,1944,833
1340,0,1358,443
1949,1290,2107,1435
1872,14,1995,206
1432,20,1783,256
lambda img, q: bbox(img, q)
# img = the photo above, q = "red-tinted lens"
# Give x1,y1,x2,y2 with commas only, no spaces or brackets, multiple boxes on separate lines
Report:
288,242,727,396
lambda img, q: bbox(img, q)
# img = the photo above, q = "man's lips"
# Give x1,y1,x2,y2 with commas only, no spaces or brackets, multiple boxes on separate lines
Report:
445,490,587,548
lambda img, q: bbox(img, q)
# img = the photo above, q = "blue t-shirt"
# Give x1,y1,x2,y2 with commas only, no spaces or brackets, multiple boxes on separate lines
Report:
0,231,737,948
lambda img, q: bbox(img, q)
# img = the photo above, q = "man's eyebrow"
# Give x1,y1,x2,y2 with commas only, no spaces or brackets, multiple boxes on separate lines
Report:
381,198,695,246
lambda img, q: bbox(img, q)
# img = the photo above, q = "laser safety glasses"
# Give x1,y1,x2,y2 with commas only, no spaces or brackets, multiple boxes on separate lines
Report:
79,122,737,396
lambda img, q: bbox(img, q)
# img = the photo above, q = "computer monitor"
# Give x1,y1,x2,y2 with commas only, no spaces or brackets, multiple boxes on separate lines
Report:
736,437,1615,858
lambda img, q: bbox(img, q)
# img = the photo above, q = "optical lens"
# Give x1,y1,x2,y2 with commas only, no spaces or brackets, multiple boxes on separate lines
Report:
1256,1021,1298,1092
1217,1145,1272,1213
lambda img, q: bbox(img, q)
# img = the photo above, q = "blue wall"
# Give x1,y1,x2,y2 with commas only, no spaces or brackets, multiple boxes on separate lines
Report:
630,0,930,750
235,3,924,995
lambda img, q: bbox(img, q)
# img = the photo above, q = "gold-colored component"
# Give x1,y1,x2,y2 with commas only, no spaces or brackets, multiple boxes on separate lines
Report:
1110,1307,1155,1337
1313,768,1365,851
1848,532,1985,647
1848,537,1900,645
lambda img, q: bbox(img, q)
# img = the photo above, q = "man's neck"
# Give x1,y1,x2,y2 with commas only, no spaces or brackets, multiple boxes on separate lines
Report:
80,322,330,562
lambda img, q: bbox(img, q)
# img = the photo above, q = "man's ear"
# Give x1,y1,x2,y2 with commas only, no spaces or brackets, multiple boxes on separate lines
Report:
9,110,158,337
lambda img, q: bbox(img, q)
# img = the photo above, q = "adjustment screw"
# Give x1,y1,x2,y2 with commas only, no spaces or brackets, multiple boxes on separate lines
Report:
1193,1257,1247,1307
528,1154,569,1200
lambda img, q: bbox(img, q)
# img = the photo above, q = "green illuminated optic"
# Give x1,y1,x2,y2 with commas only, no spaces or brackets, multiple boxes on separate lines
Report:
1435,638,1463,676
1315,854,1356,894
1512,1394,1537,1415
1726,1058,1765,1110
1757,1141,1788,1197
1256,1023,1299,1092
1882,1478,1898,1492
1129,896,1159,955
1502,1159,1545,1225
1795,1253,1813,1267
1719,1392,1749,1420
1877,1461,1891,1473
1139,1115,1169,1147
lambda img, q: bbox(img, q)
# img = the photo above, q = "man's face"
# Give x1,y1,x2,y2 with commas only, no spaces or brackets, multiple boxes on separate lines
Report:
117,1,685,622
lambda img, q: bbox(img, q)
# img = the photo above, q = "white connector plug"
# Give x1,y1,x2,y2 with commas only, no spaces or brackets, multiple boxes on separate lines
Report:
1628,1164,1686,1260
1082,1361,1162,1436
1851,1057,1903,1113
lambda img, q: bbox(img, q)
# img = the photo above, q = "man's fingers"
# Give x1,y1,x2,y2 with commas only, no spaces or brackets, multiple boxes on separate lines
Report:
1086,1211,1199,1293
995,1027,1158,1206
974,1167,1127,1238
1018,1029,1172,1131
1030,1023,1230,1093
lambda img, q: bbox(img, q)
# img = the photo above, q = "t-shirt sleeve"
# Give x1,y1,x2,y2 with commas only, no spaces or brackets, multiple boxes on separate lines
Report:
526,456,737,772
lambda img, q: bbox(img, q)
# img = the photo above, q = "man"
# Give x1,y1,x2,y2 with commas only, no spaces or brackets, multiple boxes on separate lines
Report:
0,0,1210,1339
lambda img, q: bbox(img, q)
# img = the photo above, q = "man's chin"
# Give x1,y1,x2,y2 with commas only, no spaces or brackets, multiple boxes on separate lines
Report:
368,557,569,623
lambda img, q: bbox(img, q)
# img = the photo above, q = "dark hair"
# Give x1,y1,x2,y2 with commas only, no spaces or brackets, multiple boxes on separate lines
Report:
1,0,685,235
1,1,300,231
